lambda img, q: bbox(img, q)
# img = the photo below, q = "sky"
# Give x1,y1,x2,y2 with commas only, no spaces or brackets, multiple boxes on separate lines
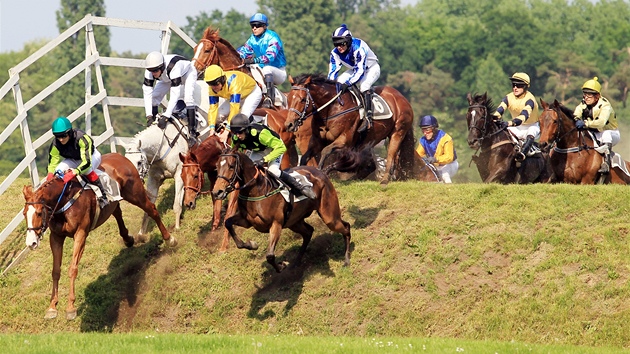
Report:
1,0,417,54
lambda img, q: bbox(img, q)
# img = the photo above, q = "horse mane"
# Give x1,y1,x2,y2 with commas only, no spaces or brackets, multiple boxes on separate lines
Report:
202,26,239,53
471,93,497,116
293,73,337,87
555,101,574,119
193,135,221,157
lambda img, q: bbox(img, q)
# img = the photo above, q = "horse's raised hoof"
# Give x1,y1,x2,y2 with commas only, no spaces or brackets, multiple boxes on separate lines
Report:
165,237,177,247
66,310,77,320
44,308,58,319
124,237,134,248
276,261,289,273
248,240,259,250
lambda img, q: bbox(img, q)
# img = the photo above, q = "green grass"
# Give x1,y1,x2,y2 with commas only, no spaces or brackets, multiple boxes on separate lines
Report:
1,179,630,351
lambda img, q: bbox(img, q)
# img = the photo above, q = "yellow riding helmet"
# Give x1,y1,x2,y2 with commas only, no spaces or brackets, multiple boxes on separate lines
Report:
582,77,601,94
510,72,530,86
204,65,225,82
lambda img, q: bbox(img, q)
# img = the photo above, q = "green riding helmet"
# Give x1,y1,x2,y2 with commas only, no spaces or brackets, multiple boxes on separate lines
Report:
52,116,72,135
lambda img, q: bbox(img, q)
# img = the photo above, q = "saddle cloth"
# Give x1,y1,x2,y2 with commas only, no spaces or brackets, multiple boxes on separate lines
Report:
349,90,393,120
278,171,314,203
85,169,123,203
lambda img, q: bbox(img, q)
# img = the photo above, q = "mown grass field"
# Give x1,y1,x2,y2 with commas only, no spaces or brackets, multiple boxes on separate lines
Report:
1,178,629,352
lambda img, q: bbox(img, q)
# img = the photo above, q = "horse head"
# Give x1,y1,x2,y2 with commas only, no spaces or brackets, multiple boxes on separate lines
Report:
123,139,149,180
212,150,244,200
22,178,65,250
466,92,498,149
286,75,315,132
192,27,247,74
179,151,203,209
538,98,577,152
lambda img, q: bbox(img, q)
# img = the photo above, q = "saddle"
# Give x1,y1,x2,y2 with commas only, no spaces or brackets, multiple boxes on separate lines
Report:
80,170,122,204
347,88,393,120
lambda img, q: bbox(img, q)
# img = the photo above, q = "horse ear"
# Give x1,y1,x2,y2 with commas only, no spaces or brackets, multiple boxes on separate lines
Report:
289,75,294,85
305,76,311,85
482,92,488,101
23,185,33,200
539,98,547,109
553,99,560,107
466,92,473,105
179,152,187,163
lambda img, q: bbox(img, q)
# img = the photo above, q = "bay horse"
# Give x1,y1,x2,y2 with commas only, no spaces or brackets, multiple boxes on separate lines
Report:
285,74,415,185
211,150,352,273
22,153,176,320
191,27,286,109
466,92,551,184
124,121,189,234
538,99,630,184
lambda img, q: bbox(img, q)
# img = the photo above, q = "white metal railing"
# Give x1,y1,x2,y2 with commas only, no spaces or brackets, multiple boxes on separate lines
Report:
0,14,206,245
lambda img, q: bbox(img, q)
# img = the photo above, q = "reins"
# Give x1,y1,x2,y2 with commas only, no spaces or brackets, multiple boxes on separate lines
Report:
288,84,350,129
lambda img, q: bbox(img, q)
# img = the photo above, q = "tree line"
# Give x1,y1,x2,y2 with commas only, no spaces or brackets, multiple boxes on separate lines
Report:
2,0,630,182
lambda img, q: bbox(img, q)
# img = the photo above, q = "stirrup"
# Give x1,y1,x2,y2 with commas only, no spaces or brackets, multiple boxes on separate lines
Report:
598,162,610,174
262,97,273,108
515,152,526,162
98,197,109,209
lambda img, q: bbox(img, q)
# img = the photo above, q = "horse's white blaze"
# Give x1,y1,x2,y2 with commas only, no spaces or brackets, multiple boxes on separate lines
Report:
193,43,204,61
25,205,39,249
220,159,227,167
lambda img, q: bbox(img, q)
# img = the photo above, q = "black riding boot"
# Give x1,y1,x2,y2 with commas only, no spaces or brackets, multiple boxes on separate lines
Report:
598,143,612,173
516,135,535,161
263,74,274,108
280,171,316,200
92,179,109,208
358,89,374,133
147,105,159,126
186,106,198,147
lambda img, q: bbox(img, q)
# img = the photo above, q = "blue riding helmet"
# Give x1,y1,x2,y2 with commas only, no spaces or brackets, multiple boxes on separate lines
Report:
332,24,353,47
249,13,268,26
419,115,439,128
52,116,72,135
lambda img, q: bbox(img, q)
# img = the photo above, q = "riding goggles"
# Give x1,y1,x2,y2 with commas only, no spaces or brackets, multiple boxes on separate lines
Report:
512,83,527,88
53,131,70,139
148,64,165,73
250,22,265,29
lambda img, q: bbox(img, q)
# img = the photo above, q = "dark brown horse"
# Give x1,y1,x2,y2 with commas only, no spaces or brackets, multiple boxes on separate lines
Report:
211,150,352,273
538,99,630,184
285,74,415,185
22,153,176,320
191,27,249,74
466,92,551,184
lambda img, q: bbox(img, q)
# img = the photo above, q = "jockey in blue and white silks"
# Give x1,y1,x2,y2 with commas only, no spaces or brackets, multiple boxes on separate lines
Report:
237,13,287,108
327,24,380,132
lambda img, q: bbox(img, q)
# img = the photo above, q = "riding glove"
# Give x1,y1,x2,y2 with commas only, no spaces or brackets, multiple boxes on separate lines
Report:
497,121,509,130
254,159,267,169
339,83,350,93
424,156,437,164
62,170,76,183
575,119,586,130
243,57,255,65
510,118,523,127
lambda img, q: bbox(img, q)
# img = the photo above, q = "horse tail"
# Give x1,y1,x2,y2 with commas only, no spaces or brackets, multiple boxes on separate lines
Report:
398,127,416,180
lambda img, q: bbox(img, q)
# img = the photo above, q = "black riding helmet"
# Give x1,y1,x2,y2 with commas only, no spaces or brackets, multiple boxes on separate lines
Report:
230,113,250,133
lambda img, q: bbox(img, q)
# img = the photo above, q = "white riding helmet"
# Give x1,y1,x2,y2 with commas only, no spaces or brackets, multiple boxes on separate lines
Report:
145,52,165,71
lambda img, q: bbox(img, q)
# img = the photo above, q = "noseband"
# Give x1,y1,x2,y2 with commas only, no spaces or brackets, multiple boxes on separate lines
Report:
216,154,261,194
182,162,206,198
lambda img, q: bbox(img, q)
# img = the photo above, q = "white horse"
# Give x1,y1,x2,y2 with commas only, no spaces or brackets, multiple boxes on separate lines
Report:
124,119,190,236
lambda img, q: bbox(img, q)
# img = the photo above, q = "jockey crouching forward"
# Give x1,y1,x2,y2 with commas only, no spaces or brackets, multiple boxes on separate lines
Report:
230,114,316,200
493,72,540,162
416,115,459,183
47,116,109,208
237,12,287,109
142,52,199,147
327,24,380,133
573,77,620,174
205,65,262,142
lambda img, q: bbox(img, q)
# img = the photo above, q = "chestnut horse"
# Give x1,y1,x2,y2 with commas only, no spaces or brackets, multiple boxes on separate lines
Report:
538,99,630,184
466,92,551,184
22,153,176,320
211,151,352,273
285,74,415,185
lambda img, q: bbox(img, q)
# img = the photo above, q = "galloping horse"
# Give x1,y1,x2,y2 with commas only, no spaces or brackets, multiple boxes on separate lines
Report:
191,27,286,109
23,153,176,320
211,151,352,273
539,99,630,184
466,93,551,184
124,121,189,234
285,74,415,185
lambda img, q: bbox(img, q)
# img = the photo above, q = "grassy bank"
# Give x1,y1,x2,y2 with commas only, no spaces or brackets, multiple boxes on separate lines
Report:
1,179,629,349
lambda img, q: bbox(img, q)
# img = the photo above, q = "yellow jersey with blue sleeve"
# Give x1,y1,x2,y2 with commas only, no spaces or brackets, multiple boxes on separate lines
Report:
494,91,539,125
415,130,457,165
208,71,258,128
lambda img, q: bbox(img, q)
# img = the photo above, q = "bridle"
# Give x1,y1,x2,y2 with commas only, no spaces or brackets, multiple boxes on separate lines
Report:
467,103,505,145
192,39,245,73
182,162,208,198
25,180,71,240
216,153,259,195
287,83,349,132
542,106,589,153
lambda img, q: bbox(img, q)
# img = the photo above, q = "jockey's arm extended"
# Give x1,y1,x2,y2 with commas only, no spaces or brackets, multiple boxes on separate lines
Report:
259,129,286,162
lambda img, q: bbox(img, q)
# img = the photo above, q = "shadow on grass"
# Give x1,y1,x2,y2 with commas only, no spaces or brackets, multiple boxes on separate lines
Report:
77,237,165,332
247,230,355,320
346,203,383,229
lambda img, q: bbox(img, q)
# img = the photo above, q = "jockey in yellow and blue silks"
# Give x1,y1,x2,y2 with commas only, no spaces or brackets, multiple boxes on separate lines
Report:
493,72,540,161
327,24,380,133
415,115,458,183
229,114,316,200
204,65,262,136
237,13,287,108
573,77,620,174
47,116,108,207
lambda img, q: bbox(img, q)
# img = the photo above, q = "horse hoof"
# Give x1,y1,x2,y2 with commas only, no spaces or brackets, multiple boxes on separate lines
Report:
66,310,77,320
249,240,259,250
44,308,58,319
166,237,177,247
124,237,134,248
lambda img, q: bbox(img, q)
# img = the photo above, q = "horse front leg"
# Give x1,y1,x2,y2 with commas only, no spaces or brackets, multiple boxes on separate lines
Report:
45,233,65,319
66,229,88,320
218,191,239,252
127,175,175,246
173,165,184,230
139,172,162,238
224,213,258,250
266,221,287,273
